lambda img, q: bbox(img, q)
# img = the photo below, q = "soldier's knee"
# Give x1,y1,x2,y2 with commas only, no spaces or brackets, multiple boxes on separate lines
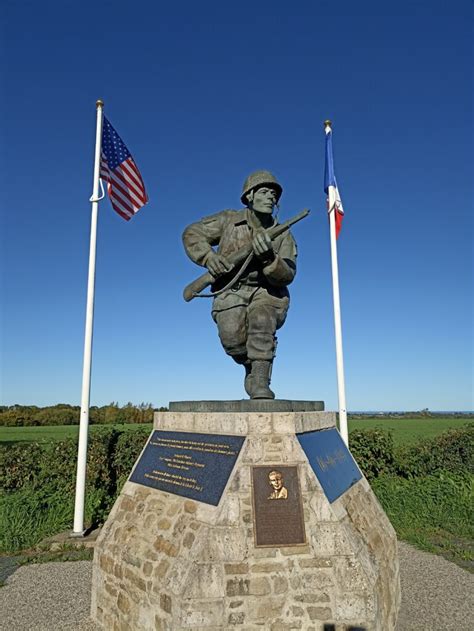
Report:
220,336,247,357
215,318,247,357
248,307,276,333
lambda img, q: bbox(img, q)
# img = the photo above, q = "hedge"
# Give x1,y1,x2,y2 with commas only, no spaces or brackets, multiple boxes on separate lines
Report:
1,425,473,552
2,423,473,499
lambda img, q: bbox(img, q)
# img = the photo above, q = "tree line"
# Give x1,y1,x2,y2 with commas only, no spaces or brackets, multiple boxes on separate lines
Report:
0,403,168,427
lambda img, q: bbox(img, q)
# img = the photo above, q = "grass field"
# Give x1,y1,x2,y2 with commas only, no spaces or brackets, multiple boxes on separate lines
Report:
347,417,472,446
0,423,153,445
0,417,471,446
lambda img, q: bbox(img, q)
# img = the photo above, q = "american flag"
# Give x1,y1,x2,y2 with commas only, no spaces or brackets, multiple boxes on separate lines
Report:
100,117,148,221
324,127,344,238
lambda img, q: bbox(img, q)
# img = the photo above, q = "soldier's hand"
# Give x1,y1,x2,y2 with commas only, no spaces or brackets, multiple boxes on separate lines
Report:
205,251,232,278
253,231,275,263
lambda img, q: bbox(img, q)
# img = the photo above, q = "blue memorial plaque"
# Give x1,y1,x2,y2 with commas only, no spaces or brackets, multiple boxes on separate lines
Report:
297,428,362,503
129,430,245,505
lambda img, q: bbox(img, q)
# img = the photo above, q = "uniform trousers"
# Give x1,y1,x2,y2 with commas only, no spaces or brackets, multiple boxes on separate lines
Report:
211,285,289,362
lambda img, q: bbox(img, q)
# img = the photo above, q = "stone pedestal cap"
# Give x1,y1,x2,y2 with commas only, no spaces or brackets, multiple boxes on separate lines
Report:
168,400,324,413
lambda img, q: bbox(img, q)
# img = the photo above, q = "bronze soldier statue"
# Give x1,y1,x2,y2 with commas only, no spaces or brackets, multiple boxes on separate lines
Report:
182,170,300,400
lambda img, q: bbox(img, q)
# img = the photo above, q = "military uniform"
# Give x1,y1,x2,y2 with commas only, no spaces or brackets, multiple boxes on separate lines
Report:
182,207,297,364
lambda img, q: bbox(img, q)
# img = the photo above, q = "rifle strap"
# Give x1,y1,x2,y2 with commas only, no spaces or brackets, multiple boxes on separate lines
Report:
192,251,255,299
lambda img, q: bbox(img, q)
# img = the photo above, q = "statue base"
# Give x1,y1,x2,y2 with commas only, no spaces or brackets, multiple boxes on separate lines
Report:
169,400,325,413
91,407,400,630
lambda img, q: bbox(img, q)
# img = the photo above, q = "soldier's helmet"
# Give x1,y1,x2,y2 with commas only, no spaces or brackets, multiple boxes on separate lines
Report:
240,170,283,206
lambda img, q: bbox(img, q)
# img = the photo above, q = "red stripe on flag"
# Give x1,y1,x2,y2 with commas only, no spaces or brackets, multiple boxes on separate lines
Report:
335,210,343,238
109,168,146,206
122,158,145,190
107,184,135,220
109,186,140,215
112,168,147,205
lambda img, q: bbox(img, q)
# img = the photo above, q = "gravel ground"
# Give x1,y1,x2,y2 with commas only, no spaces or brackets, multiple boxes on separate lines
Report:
0,542,473,630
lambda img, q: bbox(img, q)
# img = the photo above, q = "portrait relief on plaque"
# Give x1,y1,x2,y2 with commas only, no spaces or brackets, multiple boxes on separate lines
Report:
252,465,306,547
267,470,288,500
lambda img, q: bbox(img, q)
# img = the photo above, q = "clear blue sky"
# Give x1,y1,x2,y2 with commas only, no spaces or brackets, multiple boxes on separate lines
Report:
1,0,472,411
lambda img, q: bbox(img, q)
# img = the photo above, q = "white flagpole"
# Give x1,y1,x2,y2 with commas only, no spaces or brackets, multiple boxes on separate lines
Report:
324,120,349,446
72,100,104,535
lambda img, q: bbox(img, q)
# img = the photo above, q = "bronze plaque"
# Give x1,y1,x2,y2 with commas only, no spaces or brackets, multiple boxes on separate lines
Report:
251,465,306,547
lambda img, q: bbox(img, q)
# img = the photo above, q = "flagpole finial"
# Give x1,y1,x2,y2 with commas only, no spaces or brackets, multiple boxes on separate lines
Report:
96,99,104,109
324,119,332,129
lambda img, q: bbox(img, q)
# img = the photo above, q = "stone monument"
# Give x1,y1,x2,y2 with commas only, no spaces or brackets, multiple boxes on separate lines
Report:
91,172,400,630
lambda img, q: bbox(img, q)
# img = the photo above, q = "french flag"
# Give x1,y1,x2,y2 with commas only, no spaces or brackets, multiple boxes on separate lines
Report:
324,126,344,238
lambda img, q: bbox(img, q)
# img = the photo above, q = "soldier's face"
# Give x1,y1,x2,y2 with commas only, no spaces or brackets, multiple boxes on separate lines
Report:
269,473,283,490
251,186,277,214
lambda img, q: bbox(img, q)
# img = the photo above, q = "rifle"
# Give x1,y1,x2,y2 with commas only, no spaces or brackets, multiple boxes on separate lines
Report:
183,208,310,302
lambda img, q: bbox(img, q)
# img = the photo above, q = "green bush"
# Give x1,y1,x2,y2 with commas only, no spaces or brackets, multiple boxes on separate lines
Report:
349,427,395,480
0,428,121,494
0,426,151,552
113,426,151,490
372,471,474,563
395,425,474,478
0,442,45,491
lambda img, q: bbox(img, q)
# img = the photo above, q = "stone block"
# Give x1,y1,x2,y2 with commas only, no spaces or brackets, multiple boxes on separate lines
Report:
250,562,285,573
194,526,247,562
180,600,224,628
334,557,369,592
310,523,357,556
241,436,265,463
272,576,288,594
280,545,311,556
251,414,273,434
215,495,240,525
228,611,246,625
183,563,225,599
335,593,367,619
250,596,285,621
160,593,172,614
225,562,249,575
292,569,334,592
252,547,278,558
153,535,179,557
307,606,333,620
228,465,250,492
154,559,170,579
299,557,333,568
294,411,336,434
162,557,190,595
116,592,131,615
272,413,298,434
156,517,171,530
226,578,250,597
248,576,271,595
193,412,249,435
271,622,303,630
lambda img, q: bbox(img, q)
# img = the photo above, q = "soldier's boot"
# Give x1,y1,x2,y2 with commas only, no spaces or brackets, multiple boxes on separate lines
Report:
234,354,255,397
244,363,255,397
250,360,275,399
